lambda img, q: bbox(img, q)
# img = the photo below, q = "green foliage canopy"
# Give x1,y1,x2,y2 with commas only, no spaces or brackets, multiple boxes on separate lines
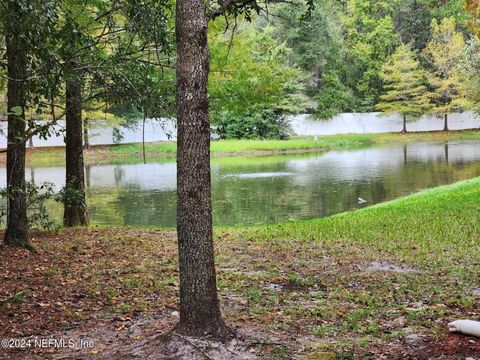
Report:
208,20,303,124
423,17,470,115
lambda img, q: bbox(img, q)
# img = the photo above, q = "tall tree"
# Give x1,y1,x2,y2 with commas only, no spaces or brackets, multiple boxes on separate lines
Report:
64,59,88,226
175,0,228,337
1,0,61,245
423,17,467,131
376,44,433,133
60,1,105,227
3,0,29,246
175,0,312,337
60,0,169,225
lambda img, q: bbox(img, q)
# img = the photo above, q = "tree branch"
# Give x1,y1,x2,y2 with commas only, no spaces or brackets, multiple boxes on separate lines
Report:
206,0,299,21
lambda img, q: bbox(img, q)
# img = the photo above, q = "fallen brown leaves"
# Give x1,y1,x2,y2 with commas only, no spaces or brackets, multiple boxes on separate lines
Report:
0,228,179,340
0,228,479,359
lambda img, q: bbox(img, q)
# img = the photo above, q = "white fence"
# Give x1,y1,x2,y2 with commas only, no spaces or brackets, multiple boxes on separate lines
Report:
0,112,479,148
289,111,480,136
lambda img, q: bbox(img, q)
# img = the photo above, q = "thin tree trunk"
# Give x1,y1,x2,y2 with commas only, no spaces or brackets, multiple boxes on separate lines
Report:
28,135,33,148
175,0,228,338
142,110,146,164
28,113,34,148
83,117,90,149
4,6,29,247
443,113,448,132
64,62,88,227
85,165,91,188
401,114,407,134
314,66,322,92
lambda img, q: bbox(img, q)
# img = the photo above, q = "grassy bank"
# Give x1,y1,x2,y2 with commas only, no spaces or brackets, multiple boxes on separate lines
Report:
10,129,480,167
250,175,480,266
2,178,480,358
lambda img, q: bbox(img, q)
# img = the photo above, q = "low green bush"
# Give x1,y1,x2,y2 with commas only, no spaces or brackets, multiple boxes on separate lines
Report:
0,182,56,230
214,104,291,140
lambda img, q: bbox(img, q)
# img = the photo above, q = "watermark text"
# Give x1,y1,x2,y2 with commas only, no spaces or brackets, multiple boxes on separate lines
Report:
1,337,94,349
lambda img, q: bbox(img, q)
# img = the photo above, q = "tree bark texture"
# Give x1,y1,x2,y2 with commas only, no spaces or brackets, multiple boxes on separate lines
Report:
64,62,88,227
444,113,449,132
402,114,407,133
4,2,28,247
175,0,228,338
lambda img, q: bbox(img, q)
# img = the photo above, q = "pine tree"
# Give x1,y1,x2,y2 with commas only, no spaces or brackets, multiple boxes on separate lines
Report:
376,44,433,133
423,18,468,131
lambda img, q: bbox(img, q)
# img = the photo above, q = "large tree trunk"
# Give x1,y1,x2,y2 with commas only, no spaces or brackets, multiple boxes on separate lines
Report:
175,0,228,338
64,63,88,227
4,7,28,247
443,113,449,132
401,114,407,134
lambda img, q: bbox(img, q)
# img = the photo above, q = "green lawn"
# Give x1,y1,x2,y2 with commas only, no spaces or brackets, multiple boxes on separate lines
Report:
15,129,480,167
248,176,480,267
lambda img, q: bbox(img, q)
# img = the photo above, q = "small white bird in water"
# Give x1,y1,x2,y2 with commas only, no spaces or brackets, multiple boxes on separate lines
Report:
357,197,367,204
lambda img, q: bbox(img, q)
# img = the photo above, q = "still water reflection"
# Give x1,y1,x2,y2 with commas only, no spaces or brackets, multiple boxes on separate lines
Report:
6,141,480,227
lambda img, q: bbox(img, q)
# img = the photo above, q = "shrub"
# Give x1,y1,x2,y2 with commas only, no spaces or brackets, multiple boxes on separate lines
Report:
214,104,292,140
0,182,56,230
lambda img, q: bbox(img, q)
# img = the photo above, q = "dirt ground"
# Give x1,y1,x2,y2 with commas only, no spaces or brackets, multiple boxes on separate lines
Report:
1,228,479,359
3,314,480,359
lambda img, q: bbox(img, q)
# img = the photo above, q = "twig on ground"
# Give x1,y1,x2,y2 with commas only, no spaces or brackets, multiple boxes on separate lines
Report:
172,332,214,360
248,339,283,346
0,290,25,305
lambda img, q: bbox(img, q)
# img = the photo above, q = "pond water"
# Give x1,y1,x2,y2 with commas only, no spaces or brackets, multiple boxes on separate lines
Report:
3,140,480,227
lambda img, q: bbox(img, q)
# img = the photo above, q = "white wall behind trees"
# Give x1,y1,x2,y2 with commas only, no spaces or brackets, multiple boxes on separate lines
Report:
289,111,480,136
0,112,478,148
